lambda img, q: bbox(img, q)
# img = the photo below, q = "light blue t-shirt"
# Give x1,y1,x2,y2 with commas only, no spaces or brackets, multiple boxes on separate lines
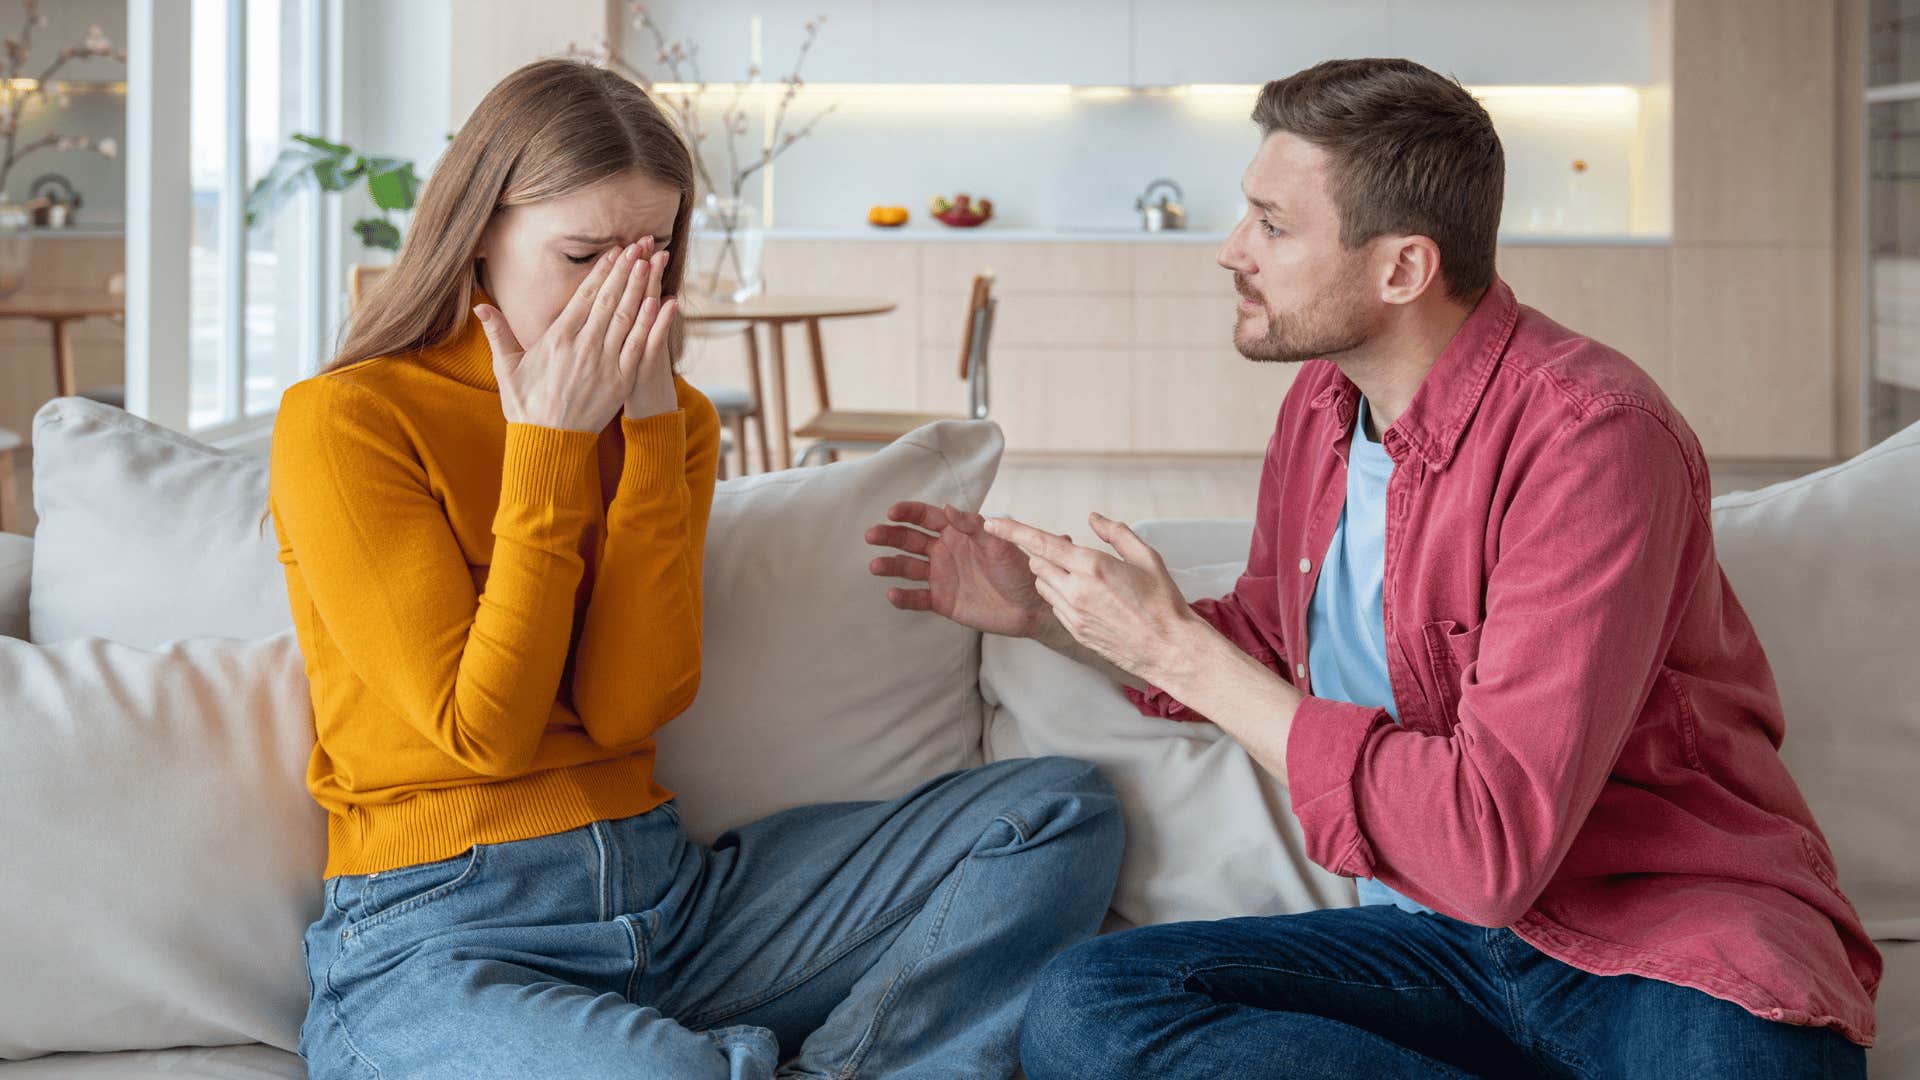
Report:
1305,398,1434,915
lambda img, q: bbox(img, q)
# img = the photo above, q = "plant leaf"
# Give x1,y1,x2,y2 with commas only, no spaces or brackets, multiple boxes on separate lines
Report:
292,133,351,157
311,157,353,192
366,161,419,212
243,142,333,228
353,217,403,251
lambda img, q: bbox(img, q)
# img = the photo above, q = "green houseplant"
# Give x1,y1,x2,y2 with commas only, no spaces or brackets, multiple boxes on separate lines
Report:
245,134,421,251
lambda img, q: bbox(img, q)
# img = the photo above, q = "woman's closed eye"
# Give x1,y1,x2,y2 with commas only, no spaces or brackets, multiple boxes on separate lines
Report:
565,238,669,265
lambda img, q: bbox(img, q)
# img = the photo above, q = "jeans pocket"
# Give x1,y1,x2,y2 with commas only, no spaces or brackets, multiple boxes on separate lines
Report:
338,845,487,942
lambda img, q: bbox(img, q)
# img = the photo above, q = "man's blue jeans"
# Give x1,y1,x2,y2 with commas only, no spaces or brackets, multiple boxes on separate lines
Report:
299,756,1123,1078
1022,904,1867,1079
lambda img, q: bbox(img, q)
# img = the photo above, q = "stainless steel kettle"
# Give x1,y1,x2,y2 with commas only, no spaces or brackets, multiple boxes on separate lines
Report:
1135,178,1186,232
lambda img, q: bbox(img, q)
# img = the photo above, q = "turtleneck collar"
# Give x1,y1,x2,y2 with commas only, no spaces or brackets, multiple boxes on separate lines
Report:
409,282,500,393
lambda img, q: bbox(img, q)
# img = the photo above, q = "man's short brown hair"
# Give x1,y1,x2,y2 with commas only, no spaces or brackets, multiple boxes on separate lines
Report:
1253,58,1504,302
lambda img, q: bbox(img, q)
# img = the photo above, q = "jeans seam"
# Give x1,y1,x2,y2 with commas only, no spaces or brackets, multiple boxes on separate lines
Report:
322,944,385,1078
589,821,613,923
1167,964,1474,1079
833,838,975,1079
620,912,649,1004
1179,955,1450,994
1485,929,1597,1079
679,884,940,1031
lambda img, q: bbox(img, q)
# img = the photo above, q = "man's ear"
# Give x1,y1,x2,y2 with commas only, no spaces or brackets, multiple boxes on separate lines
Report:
1379,235,1443,307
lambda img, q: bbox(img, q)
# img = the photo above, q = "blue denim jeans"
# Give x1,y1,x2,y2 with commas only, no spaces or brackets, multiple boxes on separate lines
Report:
1021,904,1867,1079
299,756,1123,1079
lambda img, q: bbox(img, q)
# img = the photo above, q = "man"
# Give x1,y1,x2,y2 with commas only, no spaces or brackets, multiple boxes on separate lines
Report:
865,59,1878,1078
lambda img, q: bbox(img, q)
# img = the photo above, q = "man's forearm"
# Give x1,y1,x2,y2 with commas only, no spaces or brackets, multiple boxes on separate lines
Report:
1028,609,1302,787
1030,614,1148,691
1150,618,1302,786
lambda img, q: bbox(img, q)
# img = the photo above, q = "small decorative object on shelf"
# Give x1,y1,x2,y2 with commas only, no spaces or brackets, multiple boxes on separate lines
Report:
931,194,992,228
577,4,840,302
867,205,909,228
27,172,78,227
0,0,124,297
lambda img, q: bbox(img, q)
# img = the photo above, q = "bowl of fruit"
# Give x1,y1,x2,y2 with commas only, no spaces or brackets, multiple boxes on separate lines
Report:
867,205,910,228
930,193,992,228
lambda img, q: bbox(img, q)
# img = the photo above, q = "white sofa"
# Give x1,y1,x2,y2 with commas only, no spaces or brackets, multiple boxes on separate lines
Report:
1,397,1915,1077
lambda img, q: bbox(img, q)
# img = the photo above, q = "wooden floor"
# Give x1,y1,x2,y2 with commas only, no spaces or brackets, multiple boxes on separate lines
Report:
0,444,1823,540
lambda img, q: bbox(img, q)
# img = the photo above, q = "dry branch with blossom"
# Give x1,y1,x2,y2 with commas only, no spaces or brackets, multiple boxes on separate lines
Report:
0,0,124,197
570,3,839,293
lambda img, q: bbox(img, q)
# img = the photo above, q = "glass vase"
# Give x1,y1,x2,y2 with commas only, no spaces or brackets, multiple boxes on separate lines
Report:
688,193,765,304
0,200,32,299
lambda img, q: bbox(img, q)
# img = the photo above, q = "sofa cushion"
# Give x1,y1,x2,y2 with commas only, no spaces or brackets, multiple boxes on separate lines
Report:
1711,419,1920,941
982,559,1357,927
25,393,1003,843
0,631,323,1061
0,532,29,640
655,420,1002,841
0,1043,307,1078
28,398,287,647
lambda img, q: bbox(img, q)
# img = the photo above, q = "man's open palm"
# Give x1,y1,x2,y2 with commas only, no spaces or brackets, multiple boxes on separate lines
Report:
865,502,1054,638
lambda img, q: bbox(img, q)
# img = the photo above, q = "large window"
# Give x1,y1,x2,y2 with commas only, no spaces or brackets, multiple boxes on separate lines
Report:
185,0,325,432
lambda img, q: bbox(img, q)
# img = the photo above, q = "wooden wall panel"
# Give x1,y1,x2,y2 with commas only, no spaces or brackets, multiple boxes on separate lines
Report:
0,237,124,441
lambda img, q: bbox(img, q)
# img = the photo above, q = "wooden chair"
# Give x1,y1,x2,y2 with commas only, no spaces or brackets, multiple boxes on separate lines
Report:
0,426,22,534
793,273,996,467
687,321,770,479
348,263,388,309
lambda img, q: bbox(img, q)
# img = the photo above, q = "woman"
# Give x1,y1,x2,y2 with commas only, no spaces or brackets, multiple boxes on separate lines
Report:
270,58,1123,1079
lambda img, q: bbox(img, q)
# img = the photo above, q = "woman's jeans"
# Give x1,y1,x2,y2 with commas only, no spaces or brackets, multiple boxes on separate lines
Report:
299,756,1124,1079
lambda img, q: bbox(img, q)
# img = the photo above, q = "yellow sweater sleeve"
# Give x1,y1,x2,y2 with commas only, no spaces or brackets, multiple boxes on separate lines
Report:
270,375,602,777
570,377,721,748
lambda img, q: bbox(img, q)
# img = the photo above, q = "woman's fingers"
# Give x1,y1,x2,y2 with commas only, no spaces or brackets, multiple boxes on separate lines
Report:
552,249,620,339
608,250,650,373
621,251,674,368
645,248,668,304
580,243,639,347
641,297,677,369
621,296,660,374
472,304,523,364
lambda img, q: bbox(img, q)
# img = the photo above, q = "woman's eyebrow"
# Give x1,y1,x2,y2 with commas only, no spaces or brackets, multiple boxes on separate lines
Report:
561,232,672,245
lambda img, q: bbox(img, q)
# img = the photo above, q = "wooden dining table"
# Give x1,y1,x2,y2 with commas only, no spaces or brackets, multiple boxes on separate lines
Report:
683,293,897,470
0,287,126,400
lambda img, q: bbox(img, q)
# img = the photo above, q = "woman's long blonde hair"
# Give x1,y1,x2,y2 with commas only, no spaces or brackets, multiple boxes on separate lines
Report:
332,57,695,372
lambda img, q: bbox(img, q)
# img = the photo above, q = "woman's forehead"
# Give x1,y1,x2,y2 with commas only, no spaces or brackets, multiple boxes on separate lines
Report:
532,174,680,238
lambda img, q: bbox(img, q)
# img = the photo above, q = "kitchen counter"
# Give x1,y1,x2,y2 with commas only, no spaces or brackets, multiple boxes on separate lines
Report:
767,225,1671,246
4,224,127,239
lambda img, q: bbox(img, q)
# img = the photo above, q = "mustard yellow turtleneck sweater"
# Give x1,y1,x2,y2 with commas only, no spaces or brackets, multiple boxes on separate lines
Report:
269,299,719,879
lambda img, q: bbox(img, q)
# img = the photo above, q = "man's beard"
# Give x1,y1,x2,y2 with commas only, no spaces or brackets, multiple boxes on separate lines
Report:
1233,261,1374,365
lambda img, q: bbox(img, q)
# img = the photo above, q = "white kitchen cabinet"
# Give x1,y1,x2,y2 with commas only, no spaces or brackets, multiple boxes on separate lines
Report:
1389,0,1659,86
1130,0,1657,88
867,0,1131,85
1130,0,1393,87
623,1,879,85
